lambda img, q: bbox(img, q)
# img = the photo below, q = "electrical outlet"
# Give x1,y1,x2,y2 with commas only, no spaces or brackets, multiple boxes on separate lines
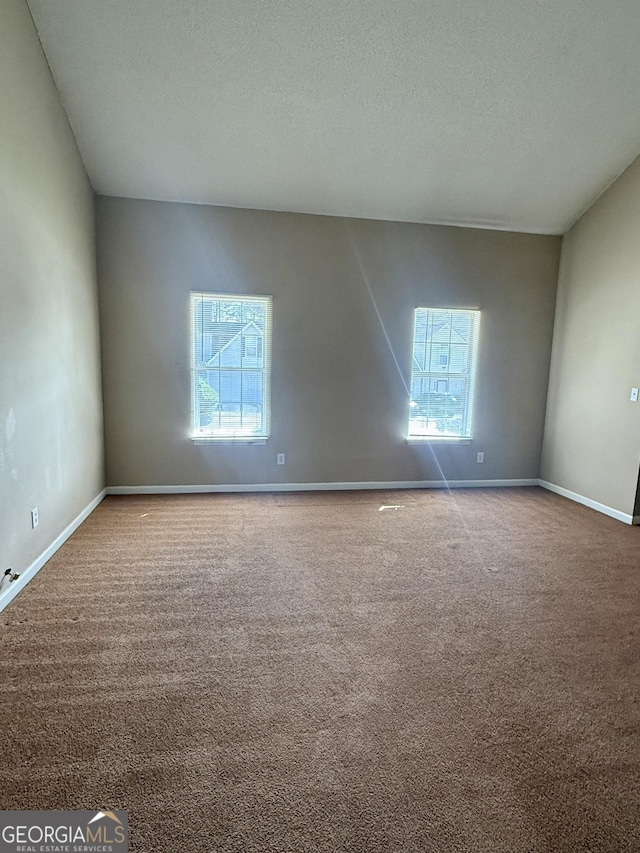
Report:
31,507,39,529
277,453,285,465
477,452,485,463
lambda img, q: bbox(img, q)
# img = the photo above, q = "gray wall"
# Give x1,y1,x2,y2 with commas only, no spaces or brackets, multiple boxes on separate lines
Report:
0,0,104,575
542,154,640,517
97,197,560,487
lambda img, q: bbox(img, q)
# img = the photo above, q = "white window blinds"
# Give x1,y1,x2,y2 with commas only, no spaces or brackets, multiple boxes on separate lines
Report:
190,293,272,440
408,307,480,439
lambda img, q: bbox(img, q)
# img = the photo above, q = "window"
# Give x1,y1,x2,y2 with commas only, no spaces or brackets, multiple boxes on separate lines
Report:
243,336,259,359
408,307,480,439
190,293,272,440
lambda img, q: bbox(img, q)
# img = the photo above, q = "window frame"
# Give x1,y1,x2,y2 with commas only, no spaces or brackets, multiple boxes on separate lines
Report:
190,292,272,443
407,307,480,441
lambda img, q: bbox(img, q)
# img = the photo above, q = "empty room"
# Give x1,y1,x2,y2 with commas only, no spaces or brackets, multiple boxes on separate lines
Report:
2,0,640,850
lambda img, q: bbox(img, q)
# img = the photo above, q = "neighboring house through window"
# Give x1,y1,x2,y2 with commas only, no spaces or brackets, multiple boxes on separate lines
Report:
408,307,480,439
190,293,272,439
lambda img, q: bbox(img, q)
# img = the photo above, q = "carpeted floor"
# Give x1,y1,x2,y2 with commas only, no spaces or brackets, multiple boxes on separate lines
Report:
2,487,640,852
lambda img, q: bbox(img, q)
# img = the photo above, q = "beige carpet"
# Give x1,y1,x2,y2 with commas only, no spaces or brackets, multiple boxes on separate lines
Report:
2,487,640,852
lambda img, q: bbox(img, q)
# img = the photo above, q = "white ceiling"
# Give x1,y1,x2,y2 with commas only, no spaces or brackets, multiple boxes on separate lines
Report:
27,0,640,234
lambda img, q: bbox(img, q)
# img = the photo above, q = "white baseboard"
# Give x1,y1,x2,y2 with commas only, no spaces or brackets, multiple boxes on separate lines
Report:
106,478,538,495
0,489,107,613
538,480,636,525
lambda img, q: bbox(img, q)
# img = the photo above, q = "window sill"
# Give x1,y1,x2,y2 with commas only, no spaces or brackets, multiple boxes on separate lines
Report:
191,437,268,445
406,437,471,445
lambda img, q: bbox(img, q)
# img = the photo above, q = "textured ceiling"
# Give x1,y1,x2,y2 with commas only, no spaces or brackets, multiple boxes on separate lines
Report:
27,0,640,233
